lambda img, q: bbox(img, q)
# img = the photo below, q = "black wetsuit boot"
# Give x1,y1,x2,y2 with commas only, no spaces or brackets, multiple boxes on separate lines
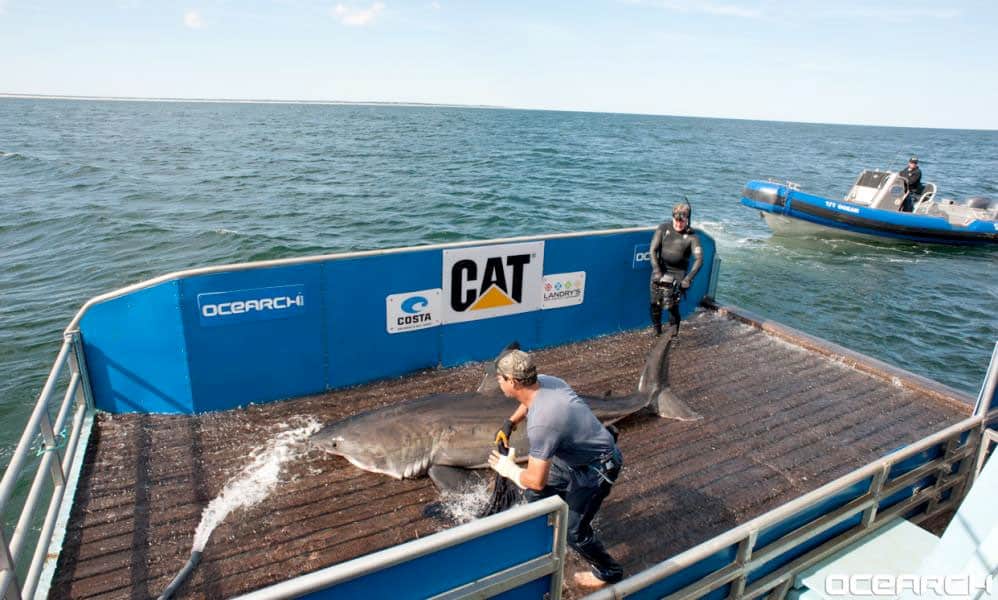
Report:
668,305,680,336
650,303,663,336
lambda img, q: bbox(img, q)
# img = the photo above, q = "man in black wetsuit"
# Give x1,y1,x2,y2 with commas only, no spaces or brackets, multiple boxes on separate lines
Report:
899,157,923,212
649,201,703,336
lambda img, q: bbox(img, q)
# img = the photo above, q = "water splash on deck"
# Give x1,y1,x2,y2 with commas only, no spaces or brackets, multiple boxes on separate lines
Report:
436,478,524,524
191,418,320,552
436,480,493,524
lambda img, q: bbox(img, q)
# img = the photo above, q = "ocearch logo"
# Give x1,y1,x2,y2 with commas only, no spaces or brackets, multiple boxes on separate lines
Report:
633,243,652,269
197,284,307,326
825,573,994,597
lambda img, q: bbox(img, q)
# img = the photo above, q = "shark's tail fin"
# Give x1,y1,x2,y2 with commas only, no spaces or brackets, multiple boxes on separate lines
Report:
476,341,521,394
636,332,702,421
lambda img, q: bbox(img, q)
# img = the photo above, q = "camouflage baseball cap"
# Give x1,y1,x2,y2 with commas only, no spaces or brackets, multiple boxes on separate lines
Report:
496,349,537,381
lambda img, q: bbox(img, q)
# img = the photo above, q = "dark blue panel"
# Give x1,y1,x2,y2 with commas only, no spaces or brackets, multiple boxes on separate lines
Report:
299,514,553,599
492,577,552,600
888,442,942,478
441,312,541,367
179,264,325,412
756,478,870,551
626,546,737,600
745,478,869,584
324,250,442,388
749,513,864,585
79,230,720,414
680,232,715,319
539,231,653,346
80,281,193,414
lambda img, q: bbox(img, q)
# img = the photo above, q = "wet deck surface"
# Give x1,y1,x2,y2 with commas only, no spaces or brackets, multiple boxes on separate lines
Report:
50,309,971,599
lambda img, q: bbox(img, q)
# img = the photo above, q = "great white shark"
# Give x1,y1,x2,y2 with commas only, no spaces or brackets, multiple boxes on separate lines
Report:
311,333,699,491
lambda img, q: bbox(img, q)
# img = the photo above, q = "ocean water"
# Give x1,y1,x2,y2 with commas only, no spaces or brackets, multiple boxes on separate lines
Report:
1,98,996,486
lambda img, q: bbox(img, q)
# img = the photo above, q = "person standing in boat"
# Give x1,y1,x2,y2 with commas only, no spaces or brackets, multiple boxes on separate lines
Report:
489,349,625,590
899,157,923,212
648,200,703,336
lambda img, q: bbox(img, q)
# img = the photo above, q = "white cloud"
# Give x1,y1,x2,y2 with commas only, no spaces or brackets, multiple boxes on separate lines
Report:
699,3,761,18
624,0,763,19
0,0,7,15
430,1,441,9
823,7,961,21
332,2,385,26
184,9,204,29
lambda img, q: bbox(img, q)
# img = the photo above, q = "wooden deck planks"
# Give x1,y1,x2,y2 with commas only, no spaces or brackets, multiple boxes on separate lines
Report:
49,309,972,599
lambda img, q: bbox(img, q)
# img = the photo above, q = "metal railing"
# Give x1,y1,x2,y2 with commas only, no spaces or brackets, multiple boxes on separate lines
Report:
234,495,569,600
586,341,998,600
586,416,985,600
0,333,94,600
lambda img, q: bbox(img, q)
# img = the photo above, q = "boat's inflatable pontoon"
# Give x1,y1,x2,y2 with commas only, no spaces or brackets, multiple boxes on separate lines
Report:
741,169,998,245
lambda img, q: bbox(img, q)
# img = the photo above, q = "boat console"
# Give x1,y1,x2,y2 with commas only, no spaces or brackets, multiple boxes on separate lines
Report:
844,169,998,224
843,169,916,211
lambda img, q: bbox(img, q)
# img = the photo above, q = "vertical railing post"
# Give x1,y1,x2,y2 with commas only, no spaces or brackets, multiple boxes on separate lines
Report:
548,503,567,600
925,437,960,515
768,578,793,600
707,255,721,300
861,464,890,528
728,529,757,599
37,411,66,489
67,332,95,411
0,528,22,600
973,342,998,418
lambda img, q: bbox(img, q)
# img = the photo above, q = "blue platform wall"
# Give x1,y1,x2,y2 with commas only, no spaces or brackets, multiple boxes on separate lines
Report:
78,229,716,414
298,514,554,600
80,281,194,414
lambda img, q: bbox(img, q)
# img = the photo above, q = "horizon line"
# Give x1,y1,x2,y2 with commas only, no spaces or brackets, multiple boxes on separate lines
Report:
1,92,994,132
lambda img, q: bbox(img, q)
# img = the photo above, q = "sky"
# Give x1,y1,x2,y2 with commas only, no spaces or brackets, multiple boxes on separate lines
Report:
2,0,997,129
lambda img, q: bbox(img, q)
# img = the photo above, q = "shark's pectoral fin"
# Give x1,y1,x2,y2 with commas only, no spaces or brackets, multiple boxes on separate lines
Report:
475,341,522,394
428,465,488,492
653,388,702,421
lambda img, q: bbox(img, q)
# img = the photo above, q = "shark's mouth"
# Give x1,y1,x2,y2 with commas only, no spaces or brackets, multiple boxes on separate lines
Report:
342,455,431,480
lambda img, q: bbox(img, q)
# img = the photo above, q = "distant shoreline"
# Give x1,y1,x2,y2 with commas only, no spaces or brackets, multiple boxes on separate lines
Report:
1,92,993,132
0,92,503,111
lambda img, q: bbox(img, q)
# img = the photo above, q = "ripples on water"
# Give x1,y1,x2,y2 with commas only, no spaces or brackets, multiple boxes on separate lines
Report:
1,99,996,468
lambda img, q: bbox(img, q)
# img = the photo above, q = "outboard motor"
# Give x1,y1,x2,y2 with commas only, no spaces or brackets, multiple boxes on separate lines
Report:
966,196,996,210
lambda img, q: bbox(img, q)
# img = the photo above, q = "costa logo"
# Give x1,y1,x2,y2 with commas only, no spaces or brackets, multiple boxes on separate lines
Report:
386,289,441,334
401,295,429,314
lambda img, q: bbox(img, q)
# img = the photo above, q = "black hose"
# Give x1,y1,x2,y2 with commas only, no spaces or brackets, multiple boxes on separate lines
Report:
158,551,203,600
479,439,522,517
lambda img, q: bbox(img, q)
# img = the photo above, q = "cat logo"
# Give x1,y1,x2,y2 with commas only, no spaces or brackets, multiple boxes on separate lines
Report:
442,241,545,324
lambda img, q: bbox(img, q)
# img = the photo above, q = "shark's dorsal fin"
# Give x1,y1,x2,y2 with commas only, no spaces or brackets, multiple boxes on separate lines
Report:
475,341,521,394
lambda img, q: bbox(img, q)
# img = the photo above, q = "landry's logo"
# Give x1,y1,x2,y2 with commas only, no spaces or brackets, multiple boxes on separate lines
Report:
442,241,545,324
542,271,586,309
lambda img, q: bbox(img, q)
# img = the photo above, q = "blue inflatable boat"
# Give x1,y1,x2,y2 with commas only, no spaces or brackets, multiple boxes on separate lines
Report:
741,169,998,245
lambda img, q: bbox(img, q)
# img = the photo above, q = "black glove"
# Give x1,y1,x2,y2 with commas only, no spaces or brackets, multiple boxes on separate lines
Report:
495,419,515,453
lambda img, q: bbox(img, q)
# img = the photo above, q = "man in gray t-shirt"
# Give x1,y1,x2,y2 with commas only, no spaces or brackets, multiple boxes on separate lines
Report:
488,349,624,589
